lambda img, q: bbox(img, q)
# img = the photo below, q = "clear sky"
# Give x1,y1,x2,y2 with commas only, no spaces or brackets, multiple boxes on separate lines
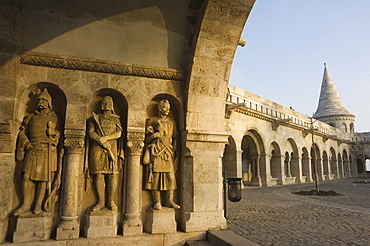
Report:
230,0,370,132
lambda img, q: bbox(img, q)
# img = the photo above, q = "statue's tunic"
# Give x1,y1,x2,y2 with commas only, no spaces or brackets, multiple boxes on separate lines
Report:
88,114,122,174
144,116,177,191
22,109,59,181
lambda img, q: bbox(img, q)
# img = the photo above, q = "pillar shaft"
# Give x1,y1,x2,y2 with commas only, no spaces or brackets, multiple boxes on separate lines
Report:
56,130,84,240
122,131,144,235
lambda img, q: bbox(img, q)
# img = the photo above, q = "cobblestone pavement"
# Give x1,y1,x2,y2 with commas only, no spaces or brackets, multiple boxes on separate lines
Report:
226,177,370,246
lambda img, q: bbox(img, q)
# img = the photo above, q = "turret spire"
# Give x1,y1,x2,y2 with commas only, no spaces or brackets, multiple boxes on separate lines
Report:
314,63,352,118
313,63,355,132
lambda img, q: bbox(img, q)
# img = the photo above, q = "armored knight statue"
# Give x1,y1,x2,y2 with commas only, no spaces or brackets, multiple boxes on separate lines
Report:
88,96,124,212
14,88,61,216
143,99,180,210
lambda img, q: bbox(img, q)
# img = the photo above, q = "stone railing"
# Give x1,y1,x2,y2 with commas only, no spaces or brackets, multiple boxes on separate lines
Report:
227,84,349,140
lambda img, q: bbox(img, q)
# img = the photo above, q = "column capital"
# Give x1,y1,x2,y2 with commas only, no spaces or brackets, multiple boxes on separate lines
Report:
126,132,145,155
64,128,85,154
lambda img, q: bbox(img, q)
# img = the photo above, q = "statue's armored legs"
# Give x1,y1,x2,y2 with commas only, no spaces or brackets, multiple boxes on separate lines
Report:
166,189,180,209
92,174,105,212
107,174,118,211
14,177,34,216
34,181,46,214
152,191,162,210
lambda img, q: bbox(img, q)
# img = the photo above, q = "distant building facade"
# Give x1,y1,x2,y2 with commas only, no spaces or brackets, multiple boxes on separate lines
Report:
224,64,370,187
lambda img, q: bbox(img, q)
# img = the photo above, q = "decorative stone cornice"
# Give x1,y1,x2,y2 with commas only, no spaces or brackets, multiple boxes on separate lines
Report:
20,52,187,81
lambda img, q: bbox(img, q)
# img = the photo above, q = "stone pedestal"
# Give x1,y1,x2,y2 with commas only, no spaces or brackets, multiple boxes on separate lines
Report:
13,212,53,243
83,210,118,238
144,207,176,234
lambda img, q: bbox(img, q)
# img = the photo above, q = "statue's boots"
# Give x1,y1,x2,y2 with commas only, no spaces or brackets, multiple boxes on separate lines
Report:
108,174,118,211
92,174,105,212
166,190,180,209
14,179,33,216
152,191,162,210
33,181,46,215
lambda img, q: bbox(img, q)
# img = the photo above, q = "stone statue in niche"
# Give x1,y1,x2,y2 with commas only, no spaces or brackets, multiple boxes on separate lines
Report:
88,96,124,212
143,99,180,210
14,88,62,216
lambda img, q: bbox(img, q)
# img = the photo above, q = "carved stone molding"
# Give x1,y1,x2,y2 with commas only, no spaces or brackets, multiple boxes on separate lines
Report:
64,138,84,154
20,52,187,81
126,132,145,155
64,129,85,154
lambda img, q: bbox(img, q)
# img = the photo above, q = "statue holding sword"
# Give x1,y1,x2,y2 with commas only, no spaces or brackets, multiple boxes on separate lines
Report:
14,88,61,216
88,96,124,212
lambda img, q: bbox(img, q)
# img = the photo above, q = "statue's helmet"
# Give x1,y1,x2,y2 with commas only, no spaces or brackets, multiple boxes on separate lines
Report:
101,96,114,113
37,88,52,108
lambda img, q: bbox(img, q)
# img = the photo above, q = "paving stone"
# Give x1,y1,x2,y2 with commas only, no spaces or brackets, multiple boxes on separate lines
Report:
227,178,370,246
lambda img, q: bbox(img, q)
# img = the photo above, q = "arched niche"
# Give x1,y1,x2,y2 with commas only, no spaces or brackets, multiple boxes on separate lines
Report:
83,88,128,220
12,82,66,234
142,94,183,229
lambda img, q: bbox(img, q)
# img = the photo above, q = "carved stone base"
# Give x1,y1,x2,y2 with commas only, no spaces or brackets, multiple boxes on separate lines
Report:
144,207,176,234
122,213,143,236
56,216,80,240
82,210,118,238
13,212,53,243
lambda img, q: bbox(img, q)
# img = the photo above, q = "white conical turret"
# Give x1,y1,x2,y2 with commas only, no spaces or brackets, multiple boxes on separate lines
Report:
313,63,355,132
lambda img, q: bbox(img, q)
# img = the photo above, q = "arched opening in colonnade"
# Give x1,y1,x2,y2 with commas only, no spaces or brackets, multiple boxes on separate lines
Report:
270,142,282,185
301,147,311,182
311,146,323,181
338,153,343,178
343,150,350,178
222,136,238,179
284,138,299,184
322,151,330,180
330,148,338,179
241,130,265,186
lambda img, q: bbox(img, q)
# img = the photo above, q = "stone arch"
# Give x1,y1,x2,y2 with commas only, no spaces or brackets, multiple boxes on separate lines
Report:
322,151,330,180
223,136,238,178
350,123,355,133
269,142,282,185
340,123,347,132
285,138,299,183
343,150,350,178
301,147,311,182
310,145,322,181
241,129,265,186
338,153,343,178
330,147,338,179
83,88,128,219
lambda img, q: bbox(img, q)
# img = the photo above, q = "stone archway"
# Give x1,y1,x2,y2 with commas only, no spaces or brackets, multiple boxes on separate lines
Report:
322,151,330,180
301,147,311,182
223,136,238,179
343,150,350,178
241,135,259,186
285,138,299,184
269,142,282,185
338,153,343,178
330,147,338,179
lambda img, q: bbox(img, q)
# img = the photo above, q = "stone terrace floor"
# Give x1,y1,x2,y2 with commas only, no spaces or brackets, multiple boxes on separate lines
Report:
227,177,370,246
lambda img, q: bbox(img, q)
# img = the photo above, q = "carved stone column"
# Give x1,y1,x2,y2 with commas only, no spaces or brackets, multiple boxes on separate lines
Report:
56,129,85,240
122,131,144,235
